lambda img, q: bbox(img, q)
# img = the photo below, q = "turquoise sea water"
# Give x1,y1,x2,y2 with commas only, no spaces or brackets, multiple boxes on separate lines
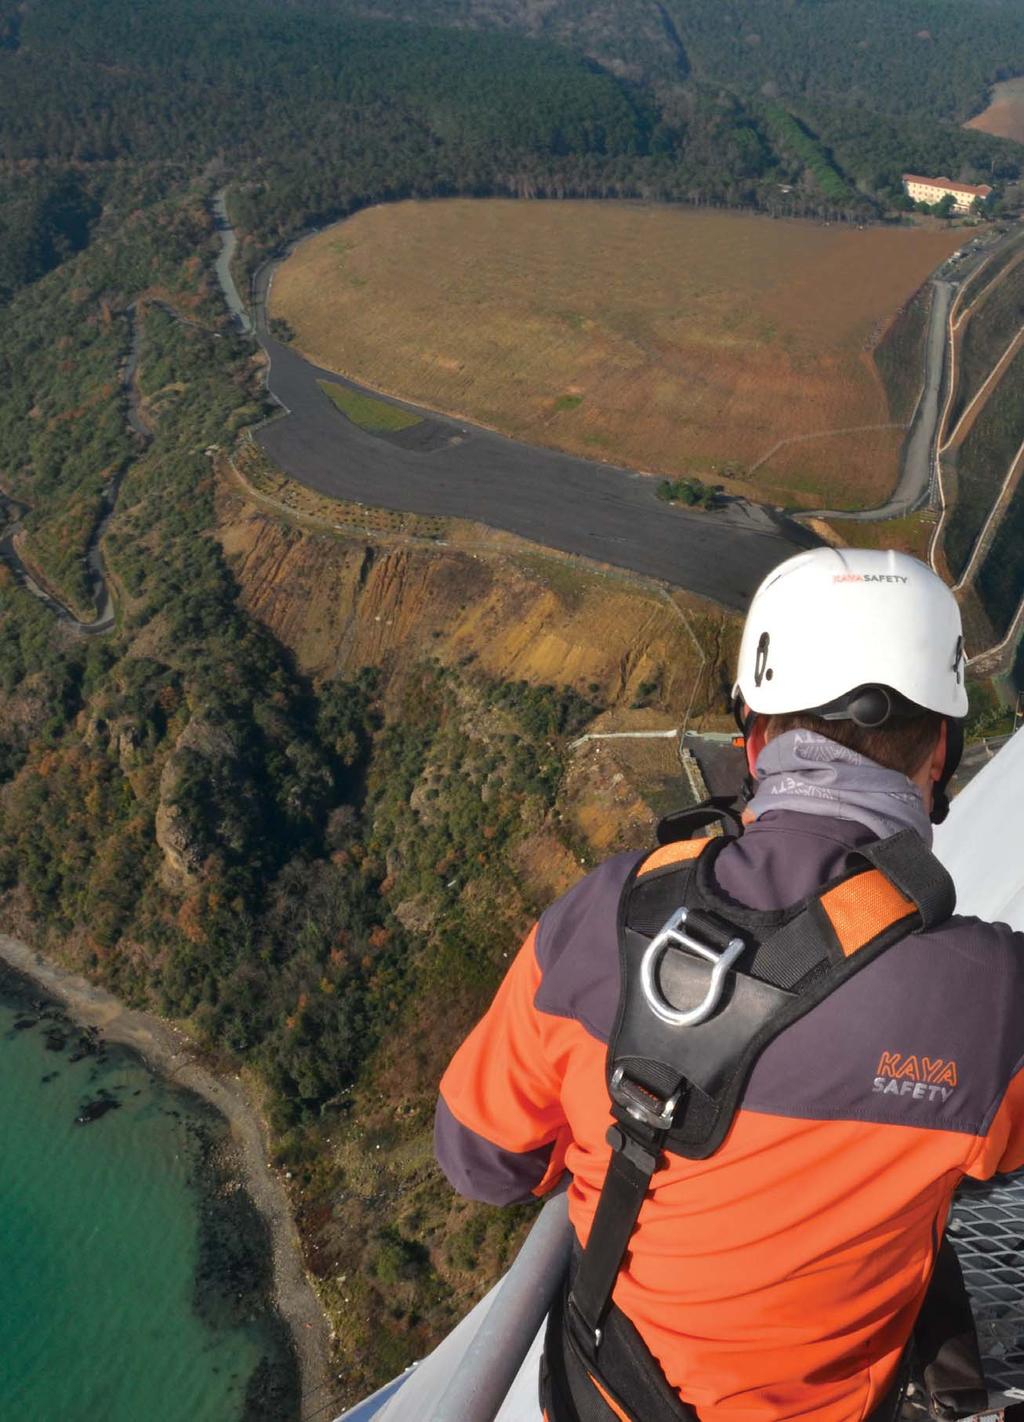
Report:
0,966,297,1422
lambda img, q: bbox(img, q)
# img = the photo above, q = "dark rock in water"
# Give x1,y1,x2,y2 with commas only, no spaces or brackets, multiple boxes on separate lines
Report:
40,1071,60,1084
241,1350,302,1422
44,1028,68,1052
75,1097,122,1125
69,1031,101,1063
13,1016,37,1031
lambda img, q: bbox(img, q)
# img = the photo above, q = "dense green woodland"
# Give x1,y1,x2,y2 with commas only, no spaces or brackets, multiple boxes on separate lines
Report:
1,0,1023,1398
3,0,1024,304
330,0,1024,197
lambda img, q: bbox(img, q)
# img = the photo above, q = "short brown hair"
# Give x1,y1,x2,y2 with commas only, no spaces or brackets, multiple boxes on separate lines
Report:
763,711,943,777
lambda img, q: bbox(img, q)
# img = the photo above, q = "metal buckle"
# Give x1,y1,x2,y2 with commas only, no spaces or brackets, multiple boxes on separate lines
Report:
609,1065,680,1130
640,907,745,1027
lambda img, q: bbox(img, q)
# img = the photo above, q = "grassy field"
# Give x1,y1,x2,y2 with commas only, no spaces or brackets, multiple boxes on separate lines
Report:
272,201,962,510
966,78,1024,144
826,512,934,560
318,380,422,432
755,426,906,511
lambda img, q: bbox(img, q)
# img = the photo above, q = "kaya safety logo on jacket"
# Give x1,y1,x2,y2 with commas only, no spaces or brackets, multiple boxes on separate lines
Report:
873,1051,959,1104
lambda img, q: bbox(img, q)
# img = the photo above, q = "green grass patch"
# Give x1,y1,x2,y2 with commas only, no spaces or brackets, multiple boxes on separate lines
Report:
553,393,583,412
825,513,932,560
318,380,422,433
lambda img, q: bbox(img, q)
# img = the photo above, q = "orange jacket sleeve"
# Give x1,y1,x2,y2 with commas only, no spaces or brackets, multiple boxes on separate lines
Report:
435,926,571,1204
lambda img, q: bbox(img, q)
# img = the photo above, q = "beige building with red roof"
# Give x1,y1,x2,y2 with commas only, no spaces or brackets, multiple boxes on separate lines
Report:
903,173,993,212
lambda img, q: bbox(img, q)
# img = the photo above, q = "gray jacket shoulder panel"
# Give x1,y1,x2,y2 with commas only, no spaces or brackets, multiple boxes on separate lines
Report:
534,851,642,1044
532,821,1024,1137
744,911,1024,1135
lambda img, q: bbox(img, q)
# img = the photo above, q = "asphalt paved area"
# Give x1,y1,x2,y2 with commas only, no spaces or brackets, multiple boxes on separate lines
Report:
257,337,817,611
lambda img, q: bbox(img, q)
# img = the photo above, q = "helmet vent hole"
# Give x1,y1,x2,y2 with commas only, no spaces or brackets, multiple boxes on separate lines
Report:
753,632,771,688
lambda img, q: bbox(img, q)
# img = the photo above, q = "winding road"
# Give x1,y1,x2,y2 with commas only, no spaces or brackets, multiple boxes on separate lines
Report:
0,308,150,634
238,233,819,612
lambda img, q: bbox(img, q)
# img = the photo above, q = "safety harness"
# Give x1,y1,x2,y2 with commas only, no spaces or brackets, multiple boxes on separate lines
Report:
541,806,988,1422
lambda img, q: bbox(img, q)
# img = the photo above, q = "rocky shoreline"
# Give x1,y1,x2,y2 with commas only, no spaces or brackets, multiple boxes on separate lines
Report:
0,931,337,1422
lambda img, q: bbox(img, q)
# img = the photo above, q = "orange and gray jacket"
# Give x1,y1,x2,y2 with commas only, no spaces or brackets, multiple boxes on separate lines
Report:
435,810,1024,1422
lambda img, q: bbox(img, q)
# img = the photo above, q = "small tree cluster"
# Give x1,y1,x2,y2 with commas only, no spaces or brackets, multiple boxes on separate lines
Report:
656,477,720,509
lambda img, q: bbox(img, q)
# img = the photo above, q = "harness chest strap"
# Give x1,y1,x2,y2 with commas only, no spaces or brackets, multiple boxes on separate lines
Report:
566,828,955,1367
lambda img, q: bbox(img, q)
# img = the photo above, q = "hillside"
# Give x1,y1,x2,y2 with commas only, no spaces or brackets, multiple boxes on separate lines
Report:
329,0,1024,125
2,302,737,1397
929,230,1024,654
330,0,1024,209
211,469,741,1401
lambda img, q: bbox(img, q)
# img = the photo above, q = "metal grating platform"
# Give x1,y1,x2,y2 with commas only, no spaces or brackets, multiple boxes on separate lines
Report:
951,1172,1024,1404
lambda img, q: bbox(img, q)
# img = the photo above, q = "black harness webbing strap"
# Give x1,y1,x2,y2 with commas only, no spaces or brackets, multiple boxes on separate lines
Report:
862,829,957,929
569,839,842,1357
544,1260,701,1422
656,798,744,845
564,828,958,1392
744,900,839,990
566,1122,660,1360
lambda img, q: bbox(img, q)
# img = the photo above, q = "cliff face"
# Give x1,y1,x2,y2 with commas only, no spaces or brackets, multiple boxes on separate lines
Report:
210,485,740,1398
217,491,727,718
155,717,239,888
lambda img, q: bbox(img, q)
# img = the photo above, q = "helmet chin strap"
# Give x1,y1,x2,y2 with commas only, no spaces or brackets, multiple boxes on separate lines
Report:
930,719,964,826
732,699,759,805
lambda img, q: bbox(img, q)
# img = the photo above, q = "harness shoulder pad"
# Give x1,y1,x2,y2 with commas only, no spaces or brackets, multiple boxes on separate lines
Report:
636,837,709,877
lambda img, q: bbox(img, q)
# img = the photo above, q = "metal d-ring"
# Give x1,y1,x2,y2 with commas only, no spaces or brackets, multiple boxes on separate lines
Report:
640,908,745,1027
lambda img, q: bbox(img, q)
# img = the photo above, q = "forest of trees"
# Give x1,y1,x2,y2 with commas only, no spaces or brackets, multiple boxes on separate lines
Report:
325,0,1024,201
4,0,1023,300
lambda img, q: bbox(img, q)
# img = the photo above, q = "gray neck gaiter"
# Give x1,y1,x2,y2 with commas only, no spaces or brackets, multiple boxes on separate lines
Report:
748,729,933,847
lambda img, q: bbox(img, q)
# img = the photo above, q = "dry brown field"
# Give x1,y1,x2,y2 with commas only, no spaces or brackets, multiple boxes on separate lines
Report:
965,78,1024,144
754,425,907,508
272,200,962,509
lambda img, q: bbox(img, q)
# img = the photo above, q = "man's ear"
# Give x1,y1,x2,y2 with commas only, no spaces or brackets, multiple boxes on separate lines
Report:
745,715,767,777
930,719,948,783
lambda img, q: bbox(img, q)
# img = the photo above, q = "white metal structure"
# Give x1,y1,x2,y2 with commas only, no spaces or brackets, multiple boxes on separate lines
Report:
934,726,1024,924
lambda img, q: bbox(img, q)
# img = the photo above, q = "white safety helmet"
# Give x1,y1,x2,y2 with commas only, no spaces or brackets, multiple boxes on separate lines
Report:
733,548,968,725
